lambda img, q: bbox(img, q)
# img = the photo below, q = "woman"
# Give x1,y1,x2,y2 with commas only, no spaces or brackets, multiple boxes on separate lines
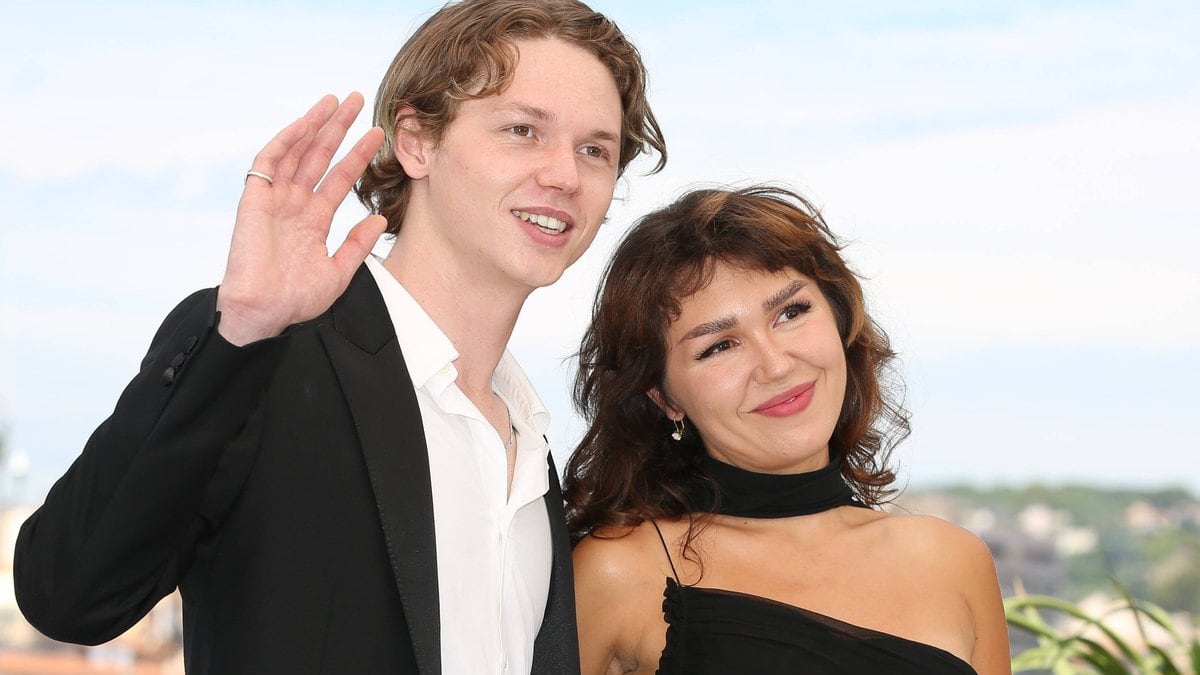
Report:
566,186,1010,674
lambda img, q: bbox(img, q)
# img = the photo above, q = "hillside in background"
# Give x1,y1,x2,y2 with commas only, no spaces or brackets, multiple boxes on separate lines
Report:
898,484,1200,615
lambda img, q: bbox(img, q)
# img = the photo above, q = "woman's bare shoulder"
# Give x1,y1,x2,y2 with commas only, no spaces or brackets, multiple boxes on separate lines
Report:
864,511,992,557
574,520,679,589
845,510,1000,593
857,511,1010,672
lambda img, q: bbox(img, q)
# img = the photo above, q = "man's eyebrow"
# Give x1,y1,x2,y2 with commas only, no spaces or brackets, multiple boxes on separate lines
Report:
589,129,620,145
680,316,737,344
498,103,556,122
763,279,807,313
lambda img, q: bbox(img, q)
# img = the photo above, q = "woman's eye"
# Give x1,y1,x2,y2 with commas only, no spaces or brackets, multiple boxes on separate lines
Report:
509,125,533,137
778,301,813,324
697,339,734,360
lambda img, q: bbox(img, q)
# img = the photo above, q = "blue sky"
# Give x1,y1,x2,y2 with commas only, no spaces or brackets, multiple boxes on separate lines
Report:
2,1,1197,501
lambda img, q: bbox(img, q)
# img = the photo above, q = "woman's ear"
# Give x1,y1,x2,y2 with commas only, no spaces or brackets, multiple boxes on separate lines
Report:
393,106,433,180
646,387,683,420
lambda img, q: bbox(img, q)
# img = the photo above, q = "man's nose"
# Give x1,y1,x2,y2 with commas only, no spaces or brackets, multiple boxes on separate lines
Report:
535,144,581,194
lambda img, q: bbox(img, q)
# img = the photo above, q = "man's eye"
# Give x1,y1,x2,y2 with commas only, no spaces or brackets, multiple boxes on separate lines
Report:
509,125,533,137
580,145,608,159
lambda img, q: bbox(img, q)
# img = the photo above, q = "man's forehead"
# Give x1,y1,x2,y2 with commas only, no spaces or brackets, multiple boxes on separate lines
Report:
493,103,556,122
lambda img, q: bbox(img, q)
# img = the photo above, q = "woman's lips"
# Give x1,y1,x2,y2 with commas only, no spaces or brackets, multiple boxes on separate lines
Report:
752,382,816,417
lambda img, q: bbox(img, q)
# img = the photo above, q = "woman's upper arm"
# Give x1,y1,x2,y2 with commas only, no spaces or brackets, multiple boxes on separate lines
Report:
960,532,1012,675
574,528,658,675
575,534,631,674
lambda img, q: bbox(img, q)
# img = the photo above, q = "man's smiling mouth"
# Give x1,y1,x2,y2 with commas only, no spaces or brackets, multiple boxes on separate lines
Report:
514,210,567,234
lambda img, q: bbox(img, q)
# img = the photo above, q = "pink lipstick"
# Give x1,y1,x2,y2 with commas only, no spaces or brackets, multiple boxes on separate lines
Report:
752,382,816,418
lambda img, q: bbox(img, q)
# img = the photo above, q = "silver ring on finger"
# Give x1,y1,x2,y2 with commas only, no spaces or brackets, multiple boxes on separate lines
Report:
244,170,274,186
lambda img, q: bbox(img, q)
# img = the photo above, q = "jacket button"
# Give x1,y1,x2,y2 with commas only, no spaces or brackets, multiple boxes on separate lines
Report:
183,335,199,354
161,366,177,386
171,353,186,369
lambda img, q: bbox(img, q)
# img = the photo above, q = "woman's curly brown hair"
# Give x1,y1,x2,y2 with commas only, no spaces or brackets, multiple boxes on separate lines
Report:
564,186,909,544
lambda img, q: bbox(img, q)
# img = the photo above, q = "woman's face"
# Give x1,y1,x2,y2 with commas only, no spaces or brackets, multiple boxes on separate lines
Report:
651,262,847,474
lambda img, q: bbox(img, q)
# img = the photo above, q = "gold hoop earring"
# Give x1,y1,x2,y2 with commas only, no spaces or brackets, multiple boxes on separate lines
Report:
671,418,685,441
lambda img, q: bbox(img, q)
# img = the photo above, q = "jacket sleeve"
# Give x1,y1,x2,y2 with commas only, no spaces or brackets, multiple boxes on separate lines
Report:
13,288,287,645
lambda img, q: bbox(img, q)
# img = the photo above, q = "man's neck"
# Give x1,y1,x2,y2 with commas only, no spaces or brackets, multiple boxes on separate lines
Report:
380,239,529,396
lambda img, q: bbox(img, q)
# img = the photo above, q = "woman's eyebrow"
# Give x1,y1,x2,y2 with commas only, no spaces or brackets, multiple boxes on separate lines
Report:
678,280,808,344
763,279,807,313
679,316,737,343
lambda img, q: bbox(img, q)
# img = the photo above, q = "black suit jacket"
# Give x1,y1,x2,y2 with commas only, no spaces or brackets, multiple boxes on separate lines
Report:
14,265,580,674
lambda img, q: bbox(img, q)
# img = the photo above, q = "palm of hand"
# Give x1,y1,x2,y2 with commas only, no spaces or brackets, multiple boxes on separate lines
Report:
216,94,387,346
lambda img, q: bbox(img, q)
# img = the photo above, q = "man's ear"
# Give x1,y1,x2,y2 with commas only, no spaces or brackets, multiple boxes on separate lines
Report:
646,387,683,420
393,106,433,180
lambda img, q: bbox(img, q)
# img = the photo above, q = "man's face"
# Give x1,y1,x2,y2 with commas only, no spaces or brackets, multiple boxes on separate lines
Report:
415,38,623,292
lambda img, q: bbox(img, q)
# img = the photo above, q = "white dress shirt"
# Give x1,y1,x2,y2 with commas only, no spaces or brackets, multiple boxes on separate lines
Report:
366,256,552,675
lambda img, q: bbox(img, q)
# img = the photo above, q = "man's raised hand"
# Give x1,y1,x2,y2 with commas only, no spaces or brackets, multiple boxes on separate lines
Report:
216,93,387,346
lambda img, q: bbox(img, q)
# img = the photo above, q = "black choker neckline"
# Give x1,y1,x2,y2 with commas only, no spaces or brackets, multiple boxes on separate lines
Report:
692,454,865,518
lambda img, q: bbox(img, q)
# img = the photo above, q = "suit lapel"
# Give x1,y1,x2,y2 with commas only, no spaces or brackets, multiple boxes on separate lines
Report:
532,453,581,673
318,265,441,675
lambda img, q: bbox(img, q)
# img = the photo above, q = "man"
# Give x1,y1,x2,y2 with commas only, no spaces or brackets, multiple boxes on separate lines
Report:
14,1,665,672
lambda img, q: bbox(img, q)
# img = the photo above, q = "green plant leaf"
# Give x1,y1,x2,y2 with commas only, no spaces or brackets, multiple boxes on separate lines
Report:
1145,644,1181,675
1005,583,1200,675
1073,635,1130,674
1128,598,1184,643
1005,595,1141,665
1011,644,1068,671
1007,611,1065,641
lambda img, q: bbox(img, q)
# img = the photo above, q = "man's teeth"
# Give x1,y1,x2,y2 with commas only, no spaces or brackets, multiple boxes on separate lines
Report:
514,210,567,234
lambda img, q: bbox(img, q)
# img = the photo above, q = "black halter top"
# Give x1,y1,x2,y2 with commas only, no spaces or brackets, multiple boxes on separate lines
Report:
653,456,977,674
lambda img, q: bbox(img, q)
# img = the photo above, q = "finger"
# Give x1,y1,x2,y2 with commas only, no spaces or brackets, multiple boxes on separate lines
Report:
248,95,335,178
331,214,389,283
273,95,340,183
313,126,386,210
244,115,312,190
292,92,367,188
